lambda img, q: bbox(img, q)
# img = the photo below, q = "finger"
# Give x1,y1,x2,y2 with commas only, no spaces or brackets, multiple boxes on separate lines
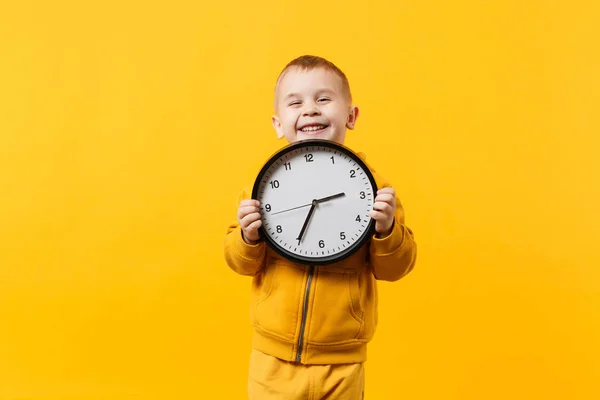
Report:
246,219,263,232
244,222,262,242
240,199,260,208
238,205,260,219
369,210,387,220
240,212,262,228
374,193,395,205
377,188,396,197
373,201,393,214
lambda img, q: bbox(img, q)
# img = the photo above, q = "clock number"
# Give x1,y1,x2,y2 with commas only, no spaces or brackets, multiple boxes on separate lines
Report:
340,232,346,240
304,154,314,162
276,225,282,233
360,191,366,199
284,162,291,170
269,180,280,189
355,215,361,222
265,204,271,212
319,240,325,248
350,169,356,178
330,156,335,164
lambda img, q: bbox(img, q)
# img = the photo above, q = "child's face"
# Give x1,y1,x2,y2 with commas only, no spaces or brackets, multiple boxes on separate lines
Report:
272,67,359,144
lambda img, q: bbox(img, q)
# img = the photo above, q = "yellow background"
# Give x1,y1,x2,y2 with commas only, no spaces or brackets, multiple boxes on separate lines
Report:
1,0,599,398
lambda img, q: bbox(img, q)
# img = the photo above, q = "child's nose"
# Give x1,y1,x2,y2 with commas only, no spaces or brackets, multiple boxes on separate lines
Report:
302,106,321,117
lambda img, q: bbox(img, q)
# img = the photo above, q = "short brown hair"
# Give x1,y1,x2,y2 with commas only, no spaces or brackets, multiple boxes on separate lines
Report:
275,55,352,105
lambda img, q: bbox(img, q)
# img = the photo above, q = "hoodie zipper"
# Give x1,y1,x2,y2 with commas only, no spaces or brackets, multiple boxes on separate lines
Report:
295,265,314,363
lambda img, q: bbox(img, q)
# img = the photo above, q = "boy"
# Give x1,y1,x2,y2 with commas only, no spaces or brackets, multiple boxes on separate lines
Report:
223,55,417,399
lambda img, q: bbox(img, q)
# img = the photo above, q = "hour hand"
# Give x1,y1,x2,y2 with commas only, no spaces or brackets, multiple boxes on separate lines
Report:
316,192,345,203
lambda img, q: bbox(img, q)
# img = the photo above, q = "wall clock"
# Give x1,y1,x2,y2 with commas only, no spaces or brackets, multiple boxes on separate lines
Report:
252,139,378,265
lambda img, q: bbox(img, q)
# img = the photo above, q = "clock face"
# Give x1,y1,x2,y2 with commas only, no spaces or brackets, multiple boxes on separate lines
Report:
252,140,377,265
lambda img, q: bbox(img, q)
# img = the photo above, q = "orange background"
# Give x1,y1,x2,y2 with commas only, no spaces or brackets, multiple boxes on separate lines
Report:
1,0,599,398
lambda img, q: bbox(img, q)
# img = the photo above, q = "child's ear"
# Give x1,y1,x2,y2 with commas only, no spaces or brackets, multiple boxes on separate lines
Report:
346,106,360,130
272,115,284,139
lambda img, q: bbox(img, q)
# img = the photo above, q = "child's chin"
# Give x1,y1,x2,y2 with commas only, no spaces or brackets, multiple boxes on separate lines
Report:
297,128,334,141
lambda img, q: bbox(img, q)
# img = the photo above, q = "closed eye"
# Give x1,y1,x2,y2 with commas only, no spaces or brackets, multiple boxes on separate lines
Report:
288,100,302,106
317,97,331,103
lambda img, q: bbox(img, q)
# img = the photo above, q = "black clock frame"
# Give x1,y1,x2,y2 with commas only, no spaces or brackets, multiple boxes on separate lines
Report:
252,139,378,266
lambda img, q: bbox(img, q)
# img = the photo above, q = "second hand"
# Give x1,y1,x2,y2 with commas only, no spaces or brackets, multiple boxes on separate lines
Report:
270,192,345,216
271,202,312,216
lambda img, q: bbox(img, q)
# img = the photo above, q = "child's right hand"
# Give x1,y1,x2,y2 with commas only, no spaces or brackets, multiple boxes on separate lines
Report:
238,199,262,245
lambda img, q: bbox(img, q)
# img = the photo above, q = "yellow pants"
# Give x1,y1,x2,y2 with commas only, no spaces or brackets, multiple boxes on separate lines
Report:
248,349,365,399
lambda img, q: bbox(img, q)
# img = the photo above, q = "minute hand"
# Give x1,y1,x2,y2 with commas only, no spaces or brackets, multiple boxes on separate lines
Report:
296,200,317,245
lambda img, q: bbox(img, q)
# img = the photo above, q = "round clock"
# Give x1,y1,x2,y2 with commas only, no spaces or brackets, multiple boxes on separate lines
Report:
252,139,378,265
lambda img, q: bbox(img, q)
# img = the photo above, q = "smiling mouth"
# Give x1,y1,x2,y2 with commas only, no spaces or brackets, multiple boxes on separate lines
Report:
299,125,329,134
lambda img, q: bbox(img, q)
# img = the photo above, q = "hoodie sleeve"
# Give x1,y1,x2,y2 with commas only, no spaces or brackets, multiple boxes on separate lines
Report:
223,187,267,276
366,163,417,282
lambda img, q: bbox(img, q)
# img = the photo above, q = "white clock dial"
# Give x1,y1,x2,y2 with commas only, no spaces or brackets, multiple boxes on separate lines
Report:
253,140,377,265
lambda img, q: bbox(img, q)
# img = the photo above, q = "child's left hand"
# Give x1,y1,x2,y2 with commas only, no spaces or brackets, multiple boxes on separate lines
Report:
369,188,398,238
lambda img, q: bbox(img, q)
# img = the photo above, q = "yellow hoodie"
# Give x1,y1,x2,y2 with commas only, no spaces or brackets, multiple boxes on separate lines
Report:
223,153,417,365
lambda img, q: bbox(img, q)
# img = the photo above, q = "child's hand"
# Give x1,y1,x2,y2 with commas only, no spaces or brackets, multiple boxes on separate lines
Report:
369,188,398,238
238,199,262,244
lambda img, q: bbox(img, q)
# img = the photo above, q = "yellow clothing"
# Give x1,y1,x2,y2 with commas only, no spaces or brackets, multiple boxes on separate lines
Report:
224,152,417,365
248,349,365,399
